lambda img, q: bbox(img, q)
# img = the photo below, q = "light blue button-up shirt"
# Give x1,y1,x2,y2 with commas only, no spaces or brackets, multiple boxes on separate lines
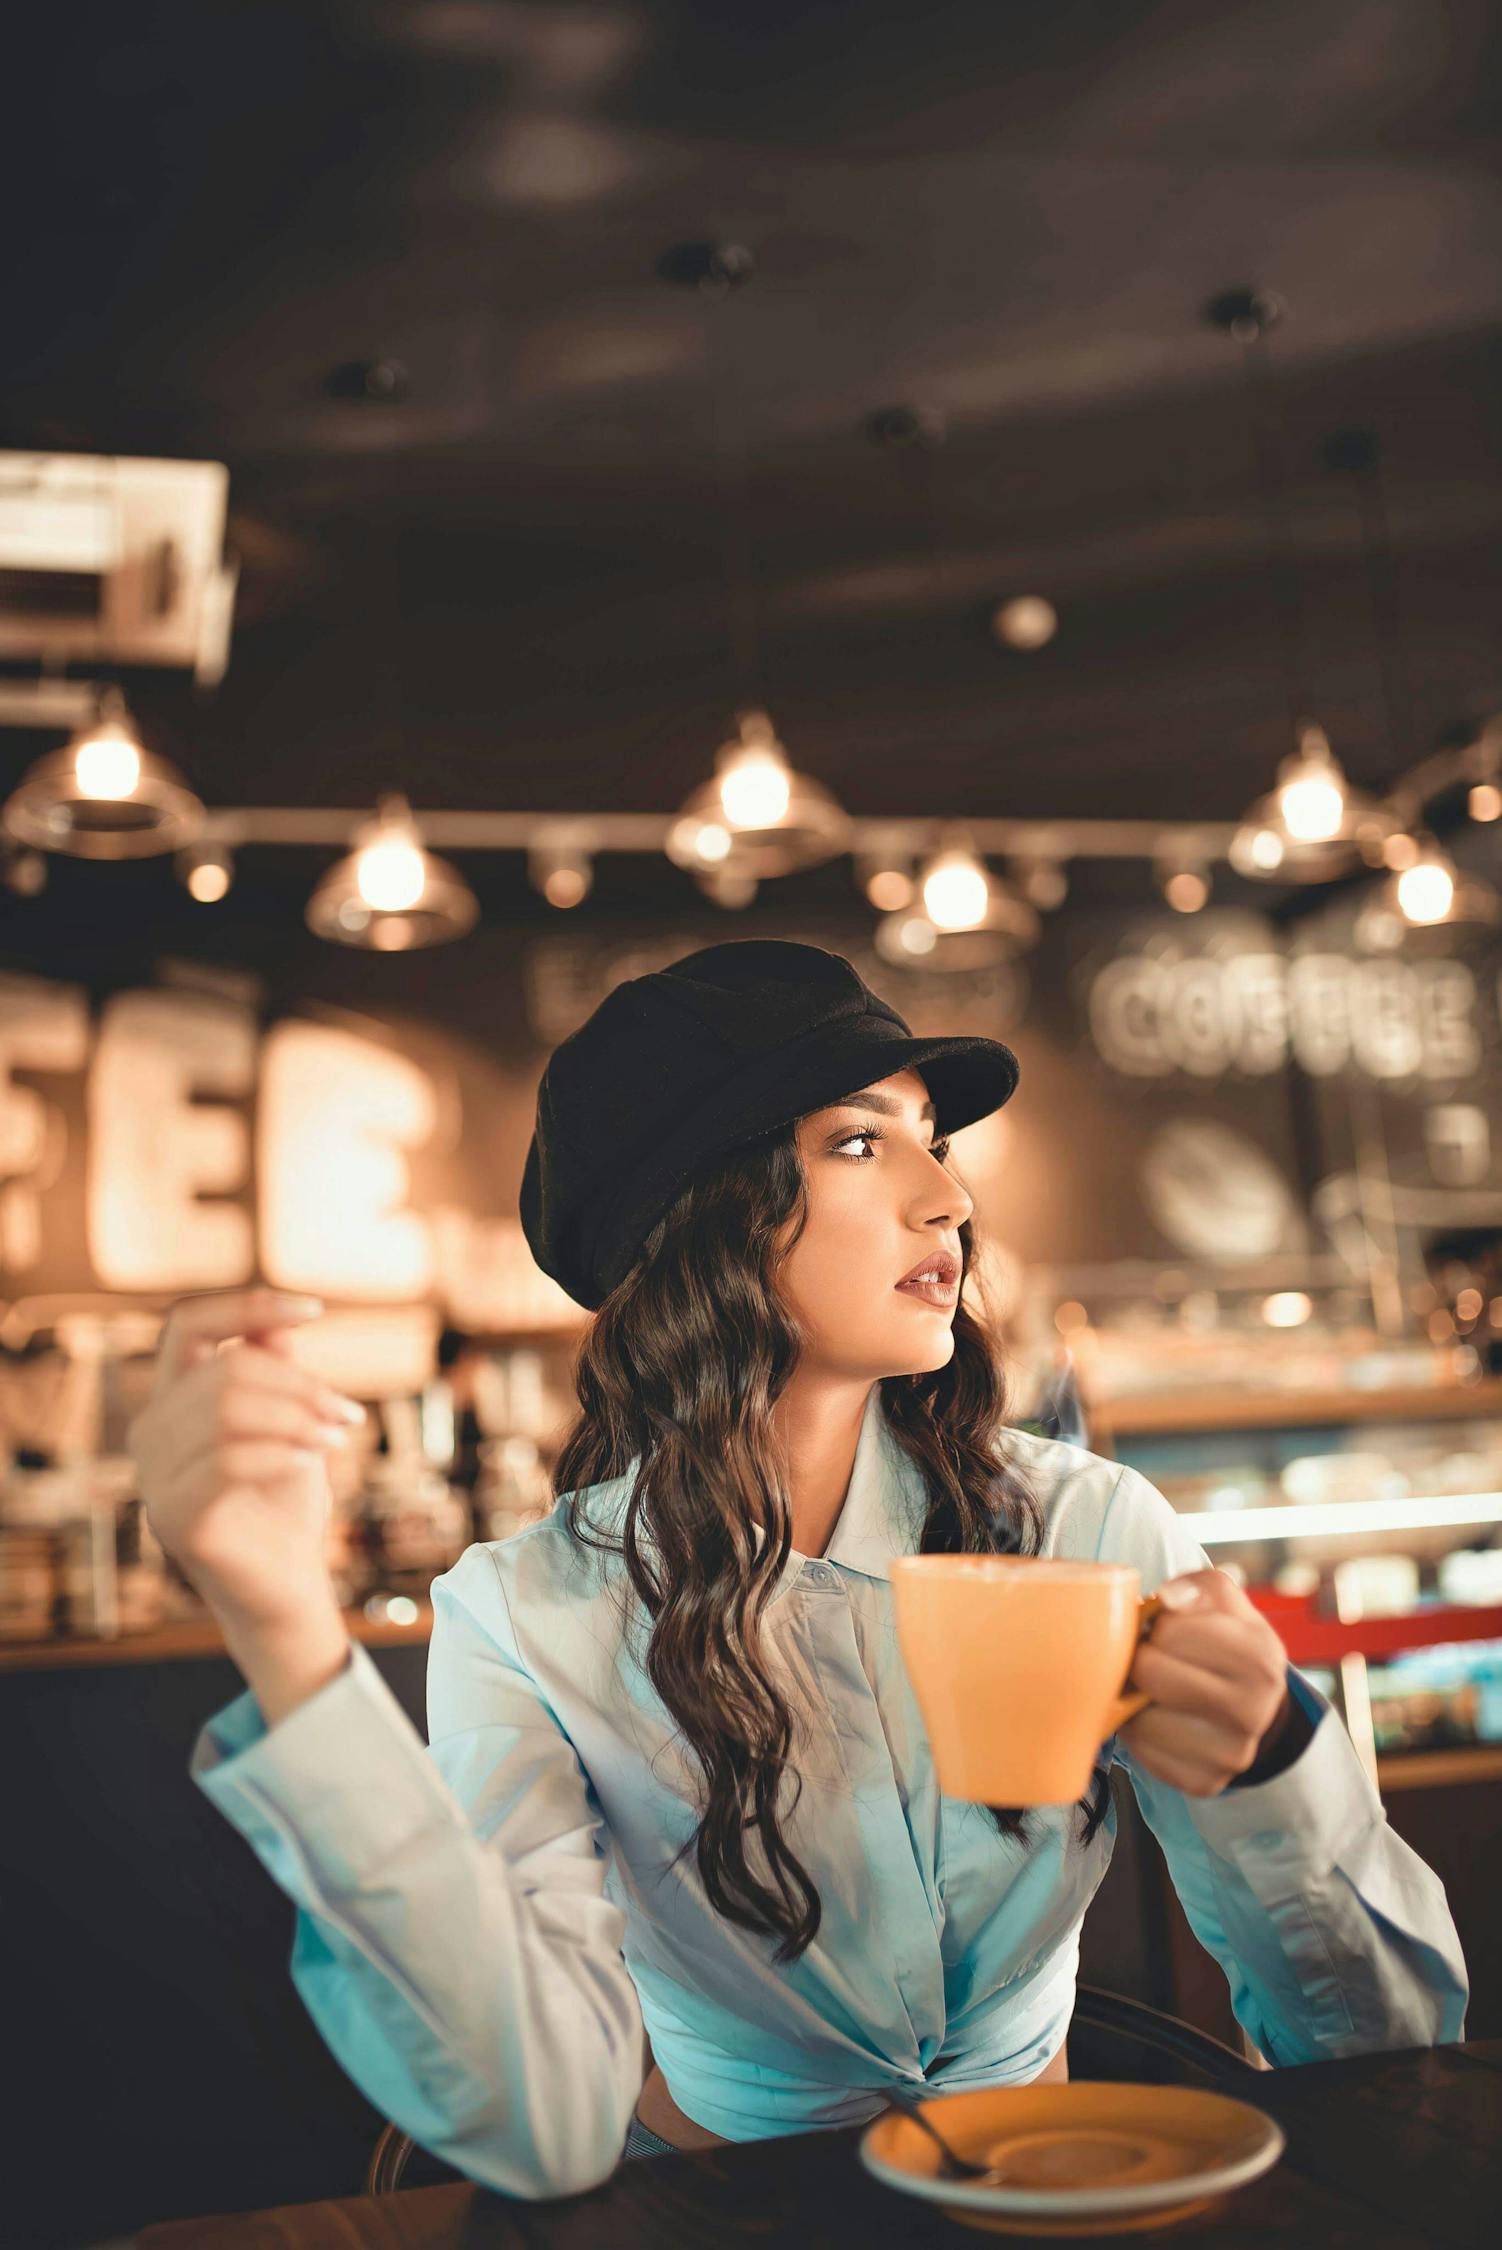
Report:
189,1387,1468,2199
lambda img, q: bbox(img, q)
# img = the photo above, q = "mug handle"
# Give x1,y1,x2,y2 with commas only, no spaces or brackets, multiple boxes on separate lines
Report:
1103,1593,1164,1735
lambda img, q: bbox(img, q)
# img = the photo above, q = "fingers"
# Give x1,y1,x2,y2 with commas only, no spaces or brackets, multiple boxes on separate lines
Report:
1145,1604,1286,1689
159,1289,324,1386
1130,1639,1268,1734
140,1342,363,1488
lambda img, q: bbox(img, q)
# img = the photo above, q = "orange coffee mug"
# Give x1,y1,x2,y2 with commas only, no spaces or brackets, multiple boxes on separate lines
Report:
889,1555,1162,1806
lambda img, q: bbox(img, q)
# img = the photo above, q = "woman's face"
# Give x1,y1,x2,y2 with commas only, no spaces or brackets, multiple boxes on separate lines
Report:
778,1067,975,1381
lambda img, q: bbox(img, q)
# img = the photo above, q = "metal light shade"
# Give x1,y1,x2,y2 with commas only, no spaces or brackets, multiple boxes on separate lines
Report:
874,882,1040,971
306,798,479,951
666,711,851,879
1353,851,1501,954
4,707,204,860
1229,725,1398,884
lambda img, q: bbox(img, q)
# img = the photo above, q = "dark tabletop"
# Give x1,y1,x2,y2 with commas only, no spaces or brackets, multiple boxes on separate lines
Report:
136,2040,1502,2250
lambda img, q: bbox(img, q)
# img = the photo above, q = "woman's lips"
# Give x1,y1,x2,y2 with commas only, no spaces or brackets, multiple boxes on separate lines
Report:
894,1274,959,1308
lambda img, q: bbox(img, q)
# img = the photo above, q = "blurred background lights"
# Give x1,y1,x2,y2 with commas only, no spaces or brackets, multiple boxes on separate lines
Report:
1261,1290,1314,1327
357,827,427,912
74,721,142,802
992,595,1058,650
1396,848,1457,926
920,847,991,931
716,711,791,828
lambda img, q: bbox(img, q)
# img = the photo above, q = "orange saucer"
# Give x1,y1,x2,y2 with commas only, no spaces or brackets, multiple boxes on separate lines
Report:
859,2081,1284,2236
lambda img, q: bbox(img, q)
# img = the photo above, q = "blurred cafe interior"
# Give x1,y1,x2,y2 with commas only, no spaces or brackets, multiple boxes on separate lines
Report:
3,3,1501,2243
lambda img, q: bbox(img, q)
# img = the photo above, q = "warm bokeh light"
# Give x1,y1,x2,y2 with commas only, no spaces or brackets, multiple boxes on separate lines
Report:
992,595,1058,650
543,864,588,907
1054,1299,1089,1334
695,820,732,862
357,834,428,912
187,859,230,903
1469,782,1502,822
921,849,990,931
1247,827,1284,871
1261,1290,1313,1327
74,729,142,802
718,746,792,829
866,866,914,911
1383,832,1421,869
1396,853,1456,925
1277,772,1345,843
1455,1288,1484,1324
1163,869,1209,913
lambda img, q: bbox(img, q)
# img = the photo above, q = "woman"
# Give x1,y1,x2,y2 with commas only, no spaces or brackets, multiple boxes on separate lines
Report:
129,939,1467,2198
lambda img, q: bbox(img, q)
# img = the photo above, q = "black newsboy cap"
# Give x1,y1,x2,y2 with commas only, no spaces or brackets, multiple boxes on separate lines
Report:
520,938,1020,1309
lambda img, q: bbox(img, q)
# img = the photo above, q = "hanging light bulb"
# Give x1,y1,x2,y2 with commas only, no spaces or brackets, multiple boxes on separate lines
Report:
876,843,1039,971
1154,832,1215,914
1469,727,1502,822
666,710,850,879
1354,832,1500,953
1395,844,1457,926
921,847,992,931
1275,733,1346,841
1230,724,1397,882
528,836,593,909
176,840,235,904
4,689,204,860
717,711,792,828
306,795,478,951
75,718,142,802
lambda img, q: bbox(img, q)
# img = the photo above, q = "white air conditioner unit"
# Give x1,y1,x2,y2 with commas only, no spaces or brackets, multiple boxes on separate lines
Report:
0,452,238,686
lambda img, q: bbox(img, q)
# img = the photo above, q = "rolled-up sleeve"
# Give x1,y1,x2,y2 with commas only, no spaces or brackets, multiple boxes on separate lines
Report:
1095,1464,1469,2064
189,1542,645,2197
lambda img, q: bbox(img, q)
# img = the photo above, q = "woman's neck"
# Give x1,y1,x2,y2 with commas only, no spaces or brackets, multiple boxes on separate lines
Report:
771,1375,875,1558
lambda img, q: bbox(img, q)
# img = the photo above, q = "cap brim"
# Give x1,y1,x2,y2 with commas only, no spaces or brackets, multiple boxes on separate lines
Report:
717,1020,1021,1150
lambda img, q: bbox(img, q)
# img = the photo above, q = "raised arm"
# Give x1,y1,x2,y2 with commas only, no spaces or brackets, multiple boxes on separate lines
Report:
130,1289,644,2197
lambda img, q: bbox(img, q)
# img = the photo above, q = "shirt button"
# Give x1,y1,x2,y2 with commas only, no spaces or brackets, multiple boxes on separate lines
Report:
805,1561,834,1587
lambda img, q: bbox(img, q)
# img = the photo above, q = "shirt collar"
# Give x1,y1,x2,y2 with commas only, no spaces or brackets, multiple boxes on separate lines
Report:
575,1383,929,1595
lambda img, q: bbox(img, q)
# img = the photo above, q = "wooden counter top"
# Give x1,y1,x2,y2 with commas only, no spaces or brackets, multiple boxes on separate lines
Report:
0,1600,435,1673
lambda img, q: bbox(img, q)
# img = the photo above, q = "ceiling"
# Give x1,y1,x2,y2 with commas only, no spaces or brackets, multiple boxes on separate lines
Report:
2,0,1501,941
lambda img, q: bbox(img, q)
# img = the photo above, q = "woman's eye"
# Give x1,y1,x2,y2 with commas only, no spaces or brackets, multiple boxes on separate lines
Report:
831,1131,952,1163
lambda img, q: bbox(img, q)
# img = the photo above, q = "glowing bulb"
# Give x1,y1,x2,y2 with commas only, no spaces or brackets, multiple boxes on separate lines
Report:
897,914,937,955
1249,828,1285,871
992,596,1058,650
695,821,731,862
1470,782,1502,823
1278,773,1345,842
1396,854,1455,926
718,748,791,829
544,866,587,907
74,729,142,801
1261,1291,1313,1328
866,866,913,911
921,850,990,931
1163,869,1209,913
188,860,230,903
357,835,427,912
1384,832,1420,870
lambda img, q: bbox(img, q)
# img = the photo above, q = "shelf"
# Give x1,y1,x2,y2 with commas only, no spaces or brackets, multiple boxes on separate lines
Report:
1246,1592,1502,1667
1091,1377,1502,1439
1376,1745,1502,1792
1184,1492,1502,1546
0,1601,435,1674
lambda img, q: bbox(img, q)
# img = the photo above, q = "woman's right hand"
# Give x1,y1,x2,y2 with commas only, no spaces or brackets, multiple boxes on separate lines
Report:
127,1288,367,1634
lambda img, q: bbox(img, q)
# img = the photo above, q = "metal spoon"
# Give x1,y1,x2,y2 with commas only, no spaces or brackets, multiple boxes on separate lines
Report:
882,2088,997,2182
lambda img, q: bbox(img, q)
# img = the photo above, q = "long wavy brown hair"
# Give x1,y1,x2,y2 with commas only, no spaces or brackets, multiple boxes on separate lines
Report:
554,1117,1112,1965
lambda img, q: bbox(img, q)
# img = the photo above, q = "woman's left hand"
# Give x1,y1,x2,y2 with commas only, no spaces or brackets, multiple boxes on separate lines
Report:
1118,1568,1294,1798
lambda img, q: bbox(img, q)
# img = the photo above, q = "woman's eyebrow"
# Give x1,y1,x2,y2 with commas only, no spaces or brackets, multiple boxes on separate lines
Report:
824,1091,937,1124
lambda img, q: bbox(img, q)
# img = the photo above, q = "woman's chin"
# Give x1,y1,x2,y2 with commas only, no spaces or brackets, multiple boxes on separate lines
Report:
884,1319,957,1376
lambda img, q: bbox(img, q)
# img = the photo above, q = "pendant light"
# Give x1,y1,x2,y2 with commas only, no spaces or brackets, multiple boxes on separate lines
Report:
874,836,1039,970
306,794,478,951
660,242,849,892
1319,426,1500,949
1210,292,1398,885
3,686,204,859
